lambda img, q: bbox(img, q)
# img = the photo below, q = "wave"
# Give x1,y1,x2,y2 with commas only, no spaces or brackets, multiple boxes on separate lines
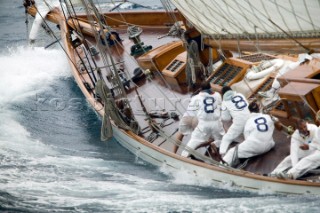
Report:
0,45,71,155
0,46,71,108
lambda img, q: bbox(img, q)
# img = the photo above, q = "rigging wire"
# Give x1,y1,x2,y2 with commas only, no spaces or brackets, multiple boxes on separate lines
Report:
102,2,187,115
91,0,220,158
170,1,318,108
82,0,142,130
288,0,302,32
268,18,313,54
61,0,98,86
26,1,90,85
171,1,319,131
83,0,186,120
68,0,103,81
25,9,30,42
107,0,188,113
242,0,268,33
174,0,261,52
175,0,319,45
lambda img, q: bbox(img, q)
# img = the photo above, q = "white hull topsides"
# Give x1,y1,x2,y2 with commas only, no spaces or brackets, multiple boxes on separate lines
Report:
112,125,320,195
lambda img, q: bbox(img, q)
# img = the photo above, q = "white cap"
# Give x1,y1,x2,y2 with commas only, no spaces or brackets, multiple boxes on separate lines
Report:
298,53,312,63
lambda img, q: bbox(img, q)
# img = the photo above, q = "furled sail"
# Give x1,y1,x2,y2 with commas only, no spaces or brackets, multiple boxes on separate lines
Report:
170,0,320,53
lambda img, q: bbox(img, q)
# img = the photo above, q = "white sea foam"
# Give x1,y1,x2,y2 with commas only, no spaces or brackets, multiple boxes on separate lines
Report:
159,163,240,191
0,45,71,153
0,46,71,202
0,46,70,107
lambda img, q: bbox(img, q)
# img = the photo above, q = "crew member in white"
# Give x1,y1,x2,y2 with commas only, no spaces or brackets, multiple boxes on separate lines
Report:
259,54,312,99
181,83,225,158
218,86,250,156
223,102,275,167
29,0,66,43
271,119,318,179
173,97,198,153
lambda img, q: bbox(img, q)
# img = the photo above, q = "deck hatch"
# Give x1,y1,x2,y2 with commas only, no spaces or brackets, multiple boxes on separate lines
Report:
238,53,276,63
210,63,242,86
166,59,184,72
248,77,274,99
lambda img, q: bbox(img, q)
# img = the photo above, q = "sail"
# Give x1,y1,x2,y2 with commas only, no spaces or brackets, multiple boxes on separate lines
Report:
170,0,320,37
171,0,320,52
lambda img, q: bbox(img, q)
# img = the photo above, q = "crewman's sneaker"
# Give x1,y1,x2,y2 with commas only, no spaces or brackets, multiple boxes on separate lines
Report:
287,173,294,179
258,90,271,98
258,88,279,99
268,173,277,177
275,172,293,179
266,94,280,102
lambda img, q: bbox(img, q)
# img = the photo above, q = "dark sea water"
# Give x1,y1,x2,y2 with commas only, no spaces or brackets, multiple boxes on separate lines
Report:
1,0,320,212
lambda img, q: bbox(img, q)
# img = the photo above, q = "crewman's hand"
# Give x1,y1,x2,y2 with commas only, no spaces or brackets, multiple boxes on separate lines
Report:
287,126,294,135
299,144,309,150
